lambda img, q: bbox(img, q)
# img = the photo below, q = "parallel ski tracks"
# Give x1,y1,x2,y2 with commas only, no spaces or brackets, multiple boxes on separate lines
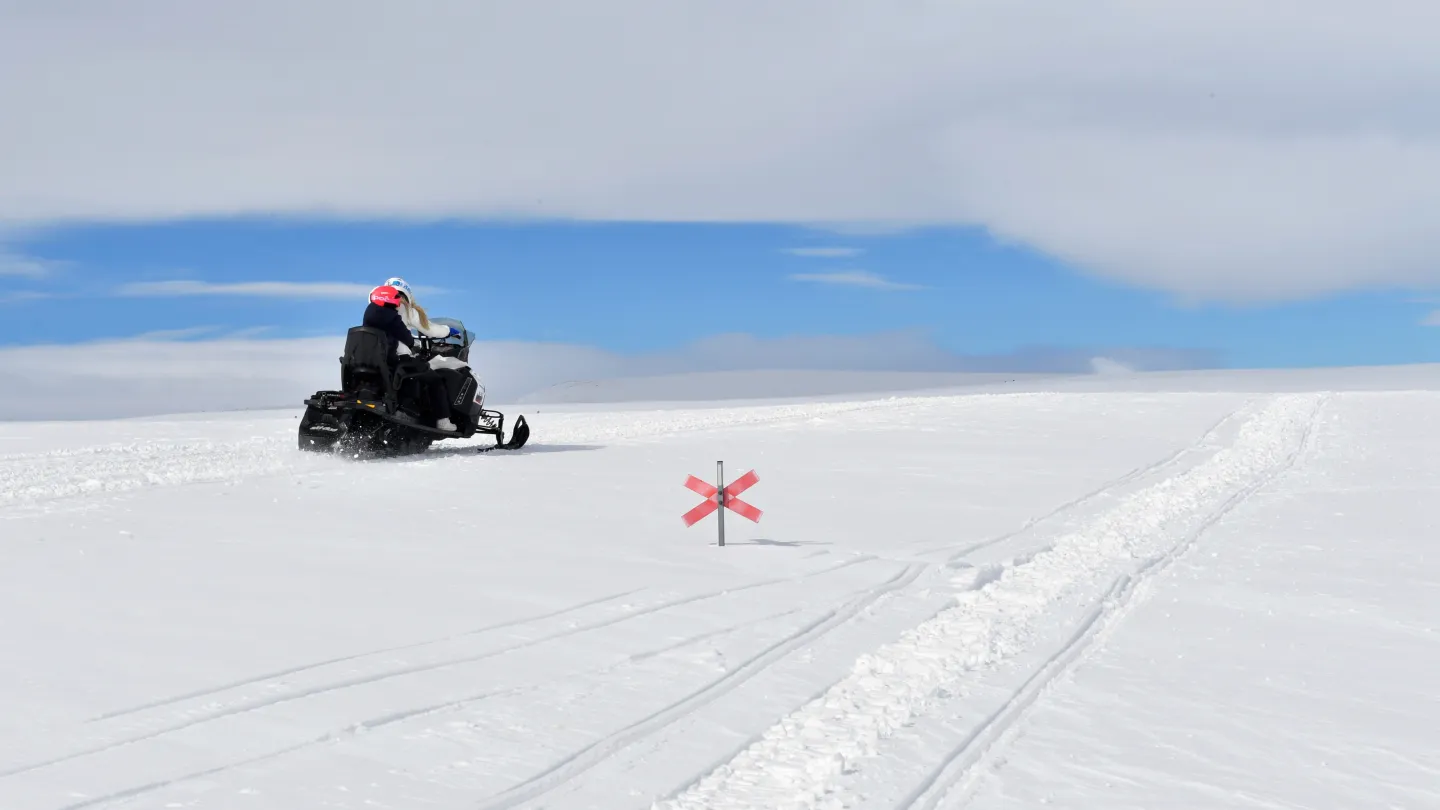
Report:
3,391,1283,810
89,555,875,725
914,397,1260,564
475,562,928,810
656,393,1327,810
3,554,923,808
898,396,1328,810
1,555,878,780
55,605,814,810
88,588,646,723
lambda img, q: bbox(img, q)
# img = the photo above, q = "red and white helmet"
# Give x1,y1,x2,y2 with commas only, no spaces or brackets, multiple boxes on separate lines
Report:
369,285,403,307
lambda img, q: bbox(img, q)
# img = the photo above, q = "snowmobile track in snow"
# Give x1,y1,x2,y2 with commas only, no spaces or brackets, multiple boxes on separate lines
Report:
86,588,647,722
475,562,930,810
917,397,1258,564
52,605,812,810
0,554,894,789
656,393,1326,810
898,399,1327,810
87,555,877,726
897,392,1333,810
44,561,924,810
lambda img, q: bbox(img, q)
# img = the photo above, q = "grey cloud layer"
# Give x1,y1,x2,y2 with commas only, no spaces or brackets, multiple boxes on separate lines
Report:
0,331,1216,420
3,1,1435,300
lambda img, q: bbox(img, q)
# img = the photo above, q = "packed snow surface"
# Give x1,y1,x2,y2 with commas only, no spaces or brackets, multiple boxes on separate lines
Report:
0,369,1436,809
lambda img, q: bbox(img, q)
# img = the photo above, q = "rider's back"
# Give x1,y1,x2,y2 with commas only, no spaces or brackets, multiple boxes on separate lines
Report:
363,302,416,358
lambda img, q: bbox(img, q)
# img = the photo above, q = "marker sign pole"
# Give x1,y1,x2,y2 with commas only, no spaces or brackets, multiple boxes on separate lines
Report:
682,462,762,546
717,461,726,547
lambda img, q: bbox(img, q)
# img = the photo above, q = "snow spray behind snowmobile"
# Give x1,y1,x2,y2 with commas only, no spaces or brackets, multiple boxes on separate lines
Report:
298,317,529,457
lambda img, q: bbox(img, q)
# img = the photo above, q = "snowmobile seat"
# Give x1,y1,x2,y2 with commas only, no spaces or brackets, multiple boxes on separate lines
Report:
339,326,430,413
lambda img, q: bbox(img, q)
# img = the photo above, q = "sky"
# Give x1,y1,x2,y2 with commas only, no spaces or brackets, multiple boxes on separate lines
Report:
5,219,1438,371
3,1,1440,415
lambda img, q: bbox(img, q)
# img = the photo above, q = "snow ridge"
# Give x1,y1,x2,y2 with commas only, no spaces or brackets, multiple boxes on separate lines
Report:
0,438,313,510
655,393,1322,810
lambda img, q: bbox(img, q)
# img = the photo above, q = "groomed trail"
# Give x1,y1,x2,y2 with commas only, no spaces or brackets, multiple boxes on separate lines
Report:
657,394,1324,810
0,382,1434,810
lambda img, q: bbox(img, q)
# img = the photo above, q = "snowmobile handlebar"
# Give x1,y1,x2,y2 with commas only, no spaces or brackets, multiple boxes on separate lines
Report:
414,333,464,360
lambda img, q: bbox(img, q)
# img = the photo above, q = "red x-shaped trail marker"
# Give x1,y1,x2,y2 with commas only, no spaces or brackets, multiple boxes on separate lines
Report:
682,470,762,527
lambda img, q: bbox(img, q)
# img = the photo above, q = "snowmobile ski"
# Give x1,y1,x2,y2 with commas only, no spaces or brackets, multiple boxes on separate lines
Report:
475,414,530,453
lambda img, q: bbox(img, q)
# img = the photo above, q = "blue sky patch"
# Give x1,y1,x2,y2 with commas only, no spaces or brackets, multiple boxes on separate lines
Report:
4,218,1438,371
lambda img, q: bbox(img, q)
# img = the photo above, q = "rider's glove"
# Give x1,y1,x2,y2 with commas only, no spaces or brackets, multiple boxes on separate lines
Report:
447,326,461,337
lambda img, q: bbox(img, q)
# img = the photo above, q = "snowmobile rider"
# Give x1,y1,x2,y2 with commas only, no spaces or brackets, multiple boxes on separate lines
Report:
364,284,459,432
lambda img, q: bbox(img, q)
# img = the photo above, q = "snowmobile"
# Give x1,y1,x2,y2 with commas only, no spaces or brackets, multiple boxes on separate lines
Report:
298,317,529,457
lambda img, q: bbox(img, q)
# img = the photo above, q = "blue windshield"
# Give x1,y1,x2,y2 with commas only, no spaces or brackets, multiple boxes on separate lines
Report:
429,317,473,347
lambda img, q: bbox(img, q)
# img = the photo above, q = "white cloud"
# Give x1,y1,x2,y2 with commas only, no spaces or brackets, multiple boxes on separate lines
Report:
126,326,221,341
782,247,864,258
224,325,275,339
117,280,374,299
106,325,275,340
4,1,1433,301
0,330,1218,420
8,291,56,302
789,271,922,290
1090,356,1137,375
0,250,57,278
1421,310,1440,326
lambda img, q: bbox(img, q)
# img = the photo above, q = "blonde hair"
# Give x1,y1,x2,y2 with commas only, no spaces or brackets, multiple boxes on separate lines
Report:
400,292,433,330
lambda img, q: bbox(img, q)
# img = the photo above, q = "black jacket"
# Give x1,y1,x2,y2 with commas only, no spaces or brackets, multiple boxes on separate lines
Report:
363,302,416,359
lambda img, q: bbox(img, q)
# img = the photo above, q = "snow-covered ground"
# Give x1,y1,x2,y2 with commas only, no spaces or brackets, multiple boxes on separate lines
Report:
0,369,1436,809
